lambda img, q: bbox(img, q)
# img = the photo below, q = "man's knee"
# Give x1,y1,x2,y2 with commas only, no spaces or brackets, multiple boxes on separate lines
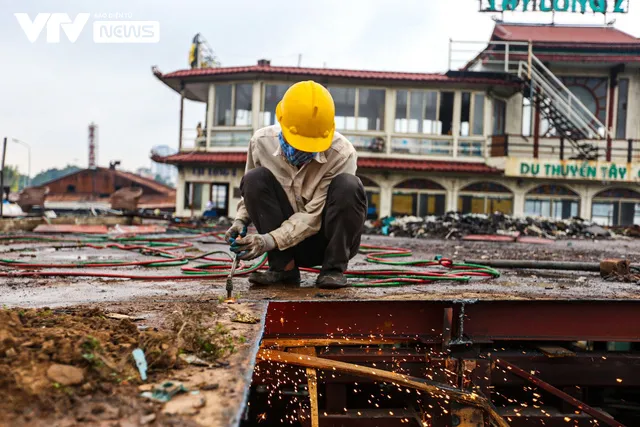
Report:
328,174,366,206
241,167,275,199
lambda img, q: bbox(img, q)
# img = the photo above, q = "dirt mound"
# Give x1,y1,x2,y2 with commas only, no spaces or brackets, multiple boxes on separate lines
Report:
0,307,179,424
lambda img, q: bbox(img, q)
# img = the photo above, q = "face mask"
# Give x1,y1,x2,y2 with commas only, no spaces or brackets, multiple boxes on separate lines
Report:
279,133,316,167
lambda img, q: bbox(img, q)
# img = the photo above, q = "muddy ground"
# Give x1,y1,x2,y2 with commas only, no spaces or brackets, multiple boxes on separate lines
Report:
0,301,265,427
1,233,639,426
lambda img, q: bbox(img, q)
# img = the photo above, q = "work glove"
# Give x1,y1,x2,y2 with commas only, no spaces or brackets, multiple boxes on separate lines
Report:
230,233,277,261
224,220,247,244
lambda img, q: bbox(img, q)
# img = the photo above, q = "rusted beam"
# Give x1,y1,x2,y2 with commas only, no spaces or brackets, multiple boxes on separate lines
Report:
494,358,626,427
290,347,319,427
264,301,640,343
260,337,419,348
258,349,509,427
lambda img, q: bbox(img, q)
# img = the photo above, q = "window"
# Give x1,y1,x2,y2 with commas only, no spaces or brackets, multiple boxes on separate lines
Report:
184,182,204,210
391,179,446,217
522,98,532,136
460,92,485,136
261,84,289,126
395,90,451,135
592,188,640,226
67,185,76,193
357,89,385,131
493,99,506,136
458,182,513,215
215,84,232,126
616,79,629,139
329,87,356,131
234,84,252,126
214,83,253,126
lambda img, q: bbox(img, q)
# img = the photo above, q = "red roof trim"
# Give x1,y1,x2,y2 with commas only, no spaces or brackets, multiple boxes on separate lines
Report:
157,65,516,86
492,23,640,45
151,152,501,174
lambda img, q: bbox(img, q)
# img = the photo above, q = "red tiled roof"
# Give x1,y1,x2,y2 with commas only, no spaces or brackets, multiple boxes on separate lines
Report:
492,23,640,45
152,152,247,165
357,158,500,174
156,65,516,85
152,152,501,174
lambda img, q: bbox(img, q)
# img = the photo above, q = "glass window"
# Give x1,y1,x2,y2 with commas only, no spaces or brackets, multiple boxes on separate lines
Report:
215,84,232,126
396,91,441,135
210,184,228,209
423,92,438,133
262,84,289,126
439,92,454,135
357,89,385,131
192,183,203,210
183,182,204,210
329,87,356,131
473,94,485,136
234,84,252,126
616,79,629,139
395,90,408,133
460,92,471,136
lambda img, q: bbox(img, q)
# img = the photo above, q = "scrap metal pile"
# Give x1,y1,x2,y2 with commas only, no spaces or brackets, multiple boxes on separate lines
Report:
365,213,640,240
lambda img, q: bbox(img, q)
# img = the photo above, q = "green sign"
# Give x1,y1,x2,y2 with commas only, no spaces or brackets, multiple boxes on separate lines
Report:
480,0,628,13
506,158,640,182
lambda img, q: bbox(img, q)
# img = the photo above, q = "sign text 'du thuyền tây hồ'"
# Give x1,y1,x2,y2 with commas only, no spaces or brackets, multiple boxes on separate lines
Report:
479,0,628,14
505,158,640,182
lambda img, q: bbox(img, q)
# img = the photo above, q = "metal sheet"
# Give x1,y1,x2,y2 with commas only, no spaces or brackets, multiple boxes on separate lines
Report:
516,236,554,245
108,224,167,234
462,234,516,242
33,224,109,234
264,301,640,343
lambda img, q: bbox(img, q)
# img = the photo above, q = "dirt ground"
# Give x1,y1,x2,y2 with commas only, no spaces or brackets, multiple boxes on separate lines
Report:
0,300,266,427
1,233,640,426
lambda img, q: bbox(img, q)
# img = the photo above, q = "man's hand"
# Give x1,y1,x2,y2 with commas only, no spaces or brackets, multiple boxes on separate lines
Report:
224,220,247,244
230,234,277,260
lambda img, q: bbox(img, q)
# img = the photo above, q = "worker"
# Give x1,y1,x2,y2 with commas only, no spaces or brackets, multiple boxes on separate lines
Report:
224,81,367,289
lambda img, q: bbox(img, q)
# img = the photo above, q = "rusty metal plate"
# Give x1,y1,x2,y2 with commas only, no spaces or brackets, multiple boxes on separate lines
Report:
33,224,109,234
462,234,516,242
108,225,167,234
516,236,554,245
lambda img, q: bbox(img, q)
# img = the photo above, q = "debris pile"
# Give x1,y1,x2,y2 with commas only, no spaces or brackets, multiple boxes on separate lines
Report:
364,213,634,240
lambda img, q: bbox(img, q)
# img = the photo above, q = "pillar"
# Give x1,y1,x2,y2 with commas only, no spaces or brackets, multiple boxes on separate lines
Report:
512,188,526,217
178,84,185,151
452,92,462,158
175,167,186,216
447,180,460,212
580,187,594,220
384,89,396,155
206,84,215,148
379,183,393,218
251,81,262,131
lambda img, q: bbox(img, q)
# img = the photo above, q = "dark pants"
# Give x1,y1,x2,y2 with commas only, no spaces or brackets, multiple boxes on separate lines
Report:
240,167,367,273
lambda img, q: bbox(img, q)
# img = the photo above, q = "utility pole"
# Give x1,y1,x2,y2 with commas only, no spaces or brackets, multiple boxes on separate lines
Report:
0,137,7,218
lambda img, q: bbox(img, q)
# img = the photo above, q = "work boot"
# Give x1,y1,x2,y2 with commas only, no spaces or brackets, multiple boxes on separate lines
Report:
248,269,301,286
316,270,348,289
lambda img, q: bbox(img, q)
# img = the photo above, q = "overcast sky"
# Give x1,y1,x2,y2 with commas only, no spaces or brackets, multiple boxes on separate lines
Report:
1,0,638,176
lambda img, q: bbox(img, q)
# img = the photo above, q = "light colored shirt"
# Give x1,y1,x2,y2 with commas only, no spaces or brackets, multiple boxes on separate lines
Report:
235,125,357,251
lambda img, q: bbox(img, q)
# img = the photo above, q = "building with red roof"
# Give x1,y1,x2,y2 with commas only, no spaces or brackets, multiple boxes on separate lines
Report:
152,22,640,226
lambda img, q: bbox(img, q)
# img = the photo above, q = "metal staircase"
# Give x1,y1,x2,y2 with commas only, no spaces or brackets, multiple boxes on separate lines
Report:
448,40,609,160
517,55,607,160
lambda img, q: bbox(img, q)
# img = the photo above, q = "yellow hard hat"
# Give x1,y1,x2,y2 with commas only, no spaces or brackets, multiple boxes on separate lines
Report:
276,81,335,153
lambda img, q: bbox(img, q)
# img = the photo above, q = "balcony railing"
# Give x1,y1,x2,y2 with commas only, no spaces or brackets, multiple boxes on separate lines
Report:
490,134,640,163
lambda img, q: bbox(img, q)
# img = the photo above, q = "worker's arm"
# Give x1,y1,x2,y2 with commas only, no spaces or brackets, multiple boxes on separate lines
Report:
269,152,357,251
234,138,256,225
